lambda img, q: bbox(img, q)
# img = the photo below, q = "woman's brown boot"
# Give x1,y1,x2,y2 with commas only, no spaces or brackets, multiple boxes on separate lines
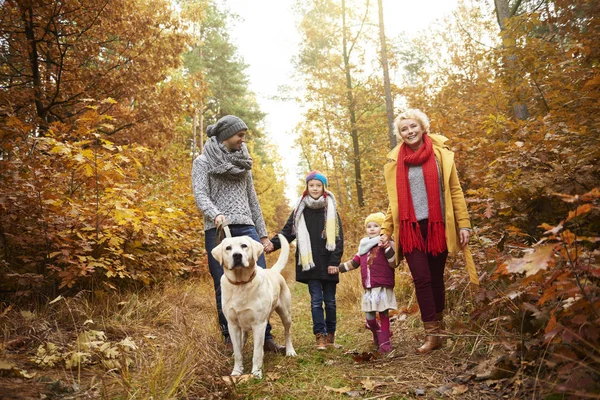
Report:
416,321,442,354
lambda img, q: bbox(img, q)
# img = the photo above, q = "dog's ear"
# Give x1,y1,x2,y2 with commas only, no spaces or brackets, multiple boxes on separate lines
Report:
250,239,264,261
211,242,223,264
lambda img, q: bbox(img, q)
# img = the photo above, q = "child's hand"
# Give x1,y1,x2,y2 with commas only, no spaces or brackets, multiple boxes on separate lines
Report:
379,234,390,248
327,266,339,275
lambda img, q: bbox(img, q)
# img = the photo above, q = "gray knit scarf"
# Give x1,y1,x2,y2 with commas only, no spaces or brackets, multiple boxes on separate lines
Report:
358,236,380,255
203,136,253,179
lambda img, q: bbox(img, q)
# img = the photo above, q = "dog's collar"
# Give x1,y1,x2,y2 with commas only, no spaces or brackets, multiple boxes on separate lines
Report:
226,269,257,285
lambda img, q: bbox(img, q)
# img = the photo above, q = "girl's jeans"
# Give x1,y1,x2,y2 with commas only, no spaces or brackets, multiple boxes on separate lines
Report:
307,280,337,335
205,224,273,341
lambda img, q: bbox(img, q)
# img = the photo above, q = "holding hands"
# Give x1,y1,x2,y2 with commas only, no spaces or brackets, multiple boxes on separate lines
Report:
261,237,274,253
327,265,339,275
379,234,390,248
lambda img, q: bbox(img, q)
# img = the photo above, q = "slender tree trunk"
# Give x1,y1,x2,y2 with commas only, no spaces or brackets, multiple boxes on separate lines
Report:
377,0,396,149
322,98,343,206
192,111,197,163
341,0,364,207
21,4,46,123
494,0,528,120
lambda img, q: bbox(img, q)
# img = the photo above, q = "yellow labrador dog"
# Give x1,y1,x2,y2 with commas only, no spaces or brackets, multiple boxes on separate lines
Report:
211,234,296,378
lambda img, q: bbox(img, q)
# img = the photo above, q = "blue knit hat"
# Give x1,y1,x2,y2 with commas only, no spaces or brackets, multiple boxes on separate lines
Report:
305,170,328,187
206,115,248,143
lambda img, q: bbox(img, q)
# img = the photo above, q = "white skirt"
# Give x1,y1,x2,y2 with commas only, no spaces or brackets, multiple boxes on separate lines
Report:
361,286,398,313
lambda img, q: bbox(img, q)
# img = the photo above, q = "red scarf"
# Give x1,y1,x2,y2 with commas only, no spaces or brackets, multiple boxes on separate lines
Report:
395,134,447,255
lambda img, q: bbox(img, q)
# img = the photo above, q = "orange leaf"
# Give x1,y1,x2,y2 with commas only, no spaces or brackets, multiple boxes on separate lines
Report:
566,204,595,221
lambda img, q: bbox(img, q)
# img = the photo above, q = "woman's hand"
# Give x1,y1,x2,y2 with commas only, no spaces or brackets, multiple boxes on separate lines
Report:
214,214,225,226
327,266,339,275
379,234,389,248
459,229,471,247
261,237,274,253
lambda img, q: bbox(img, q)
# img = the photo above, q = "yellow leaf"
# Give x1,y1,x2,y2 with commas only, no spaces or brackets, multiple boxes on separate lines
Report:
324,386,352,394
506,244,555,277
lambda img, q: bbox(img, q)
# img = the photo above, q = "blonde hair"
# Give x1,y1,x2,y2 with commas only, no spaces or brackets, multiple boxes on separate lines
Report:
393,109,430,141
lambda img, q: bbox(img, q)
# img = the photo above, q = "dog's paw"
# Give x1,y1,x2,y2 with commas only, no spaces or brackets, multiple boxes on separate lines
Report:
286,349,297,357
251,369,263,379
231,368,244,376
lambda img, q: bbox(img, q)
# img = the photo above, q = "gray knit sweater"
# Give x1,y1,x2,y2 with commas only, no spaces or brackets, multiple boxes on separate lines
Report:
191,154,268,237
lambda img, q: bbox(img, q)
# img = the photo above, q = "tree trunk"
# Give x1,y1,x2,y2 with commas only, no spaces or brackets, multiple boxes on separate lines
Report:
377,0,396,149
21,4,46,123
341,0,364,207
494,0,529,120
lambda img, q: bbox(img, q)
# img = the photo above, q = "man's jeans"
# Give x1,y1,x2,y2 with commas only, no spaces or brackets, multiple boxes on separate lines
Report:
307,280,337,335
205,224,273,341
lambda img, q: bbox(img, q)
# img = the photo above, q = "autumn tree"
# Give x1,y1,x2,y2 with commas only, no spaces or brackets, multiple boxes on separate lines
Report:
0,0,289,296
293,0,392,234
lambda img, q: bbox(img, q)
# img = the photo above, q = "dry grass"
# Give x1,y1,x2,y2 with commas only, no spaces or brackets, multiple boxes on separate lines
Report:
2,255,594,399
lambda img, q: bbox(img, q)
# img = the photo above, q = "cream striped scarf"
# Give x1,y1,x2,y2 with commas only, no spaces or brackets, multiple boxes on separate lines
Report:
294,191,337,271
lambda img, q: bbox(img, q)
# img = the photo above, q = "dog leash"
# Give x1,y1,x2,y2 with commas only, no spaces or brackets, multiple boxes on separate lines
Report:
215,220,232,246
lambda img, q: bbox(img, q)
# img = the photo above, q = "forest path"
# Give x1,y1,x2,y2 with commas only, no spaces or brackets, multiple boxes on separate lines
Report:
225,278,502,399
0,264,511,400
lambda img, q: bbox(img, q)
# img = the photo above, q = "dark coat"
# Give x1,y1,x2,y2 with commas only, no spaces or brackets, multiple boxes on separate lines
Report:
271,207,344,284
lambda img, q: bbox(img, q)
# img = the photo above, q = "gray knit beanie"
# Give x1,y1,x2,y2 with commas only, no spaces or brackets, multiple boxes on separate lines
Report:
206,115,248,143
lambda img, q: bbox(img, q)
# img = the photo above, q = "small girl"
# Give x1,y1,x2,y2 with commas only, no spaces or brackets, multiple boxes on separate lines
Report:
336,212,398,353
269,170,344,350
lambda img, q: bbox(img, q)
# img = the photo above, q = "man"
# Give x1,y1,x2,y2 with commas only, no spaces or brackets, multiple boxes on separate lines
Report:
192,114,284,353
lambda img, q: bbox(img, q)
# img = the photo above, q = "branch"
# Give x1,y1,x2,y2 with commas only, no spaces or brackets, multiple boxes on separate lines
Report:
510,0,524,17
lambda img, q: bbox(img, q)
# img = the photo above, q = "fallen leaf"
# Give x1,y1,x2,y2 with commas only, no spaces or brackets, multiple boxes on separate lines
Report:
0,359,15,374
265,372,280,381
351,352,377,363
14,368,35,379
221,374,252,385
452,384,469,395
325,386,352,394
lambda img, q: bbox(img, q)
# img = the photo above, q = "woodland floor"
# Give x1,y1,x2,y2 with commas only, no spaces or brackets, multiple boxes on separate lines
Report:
0,265,565,400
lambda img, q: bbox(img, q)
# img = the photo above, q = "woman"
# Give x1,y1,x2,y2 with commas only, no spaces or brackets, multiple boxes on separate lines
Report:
269,171,344,350
380,109,475,354
192,114,284,353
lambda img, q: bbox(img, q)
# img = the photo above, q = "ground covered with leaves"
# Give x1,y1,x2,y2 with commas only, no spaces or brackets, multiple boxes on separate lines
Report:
2,259,595,400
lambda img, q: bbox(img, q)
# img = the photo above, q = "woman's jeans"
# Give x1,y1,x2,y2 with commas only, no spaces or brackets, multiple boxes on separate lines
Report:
404,219,448,323
205,224,273,342
307,280,337,335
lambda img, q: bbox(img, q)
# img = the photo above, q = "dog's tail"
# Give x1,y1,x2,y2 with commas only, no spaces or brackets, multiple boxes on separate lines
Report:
271,234,289,274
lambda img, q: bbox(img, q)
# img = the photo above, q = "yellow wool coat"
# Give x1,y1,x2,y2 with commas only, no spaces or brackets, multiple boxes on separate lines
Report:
381,134,478,283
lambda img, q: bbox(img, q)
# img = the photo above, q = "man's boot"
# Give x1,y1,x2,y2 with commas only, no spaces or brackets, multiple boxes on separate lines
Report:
264,338,285,353
315,333,327,351
416,321,443,354
326,332,341,348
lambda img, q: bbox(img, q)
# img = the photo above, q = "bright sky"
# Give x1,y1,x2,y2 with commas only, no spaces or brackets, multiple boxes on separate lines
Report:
223,0,459,204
